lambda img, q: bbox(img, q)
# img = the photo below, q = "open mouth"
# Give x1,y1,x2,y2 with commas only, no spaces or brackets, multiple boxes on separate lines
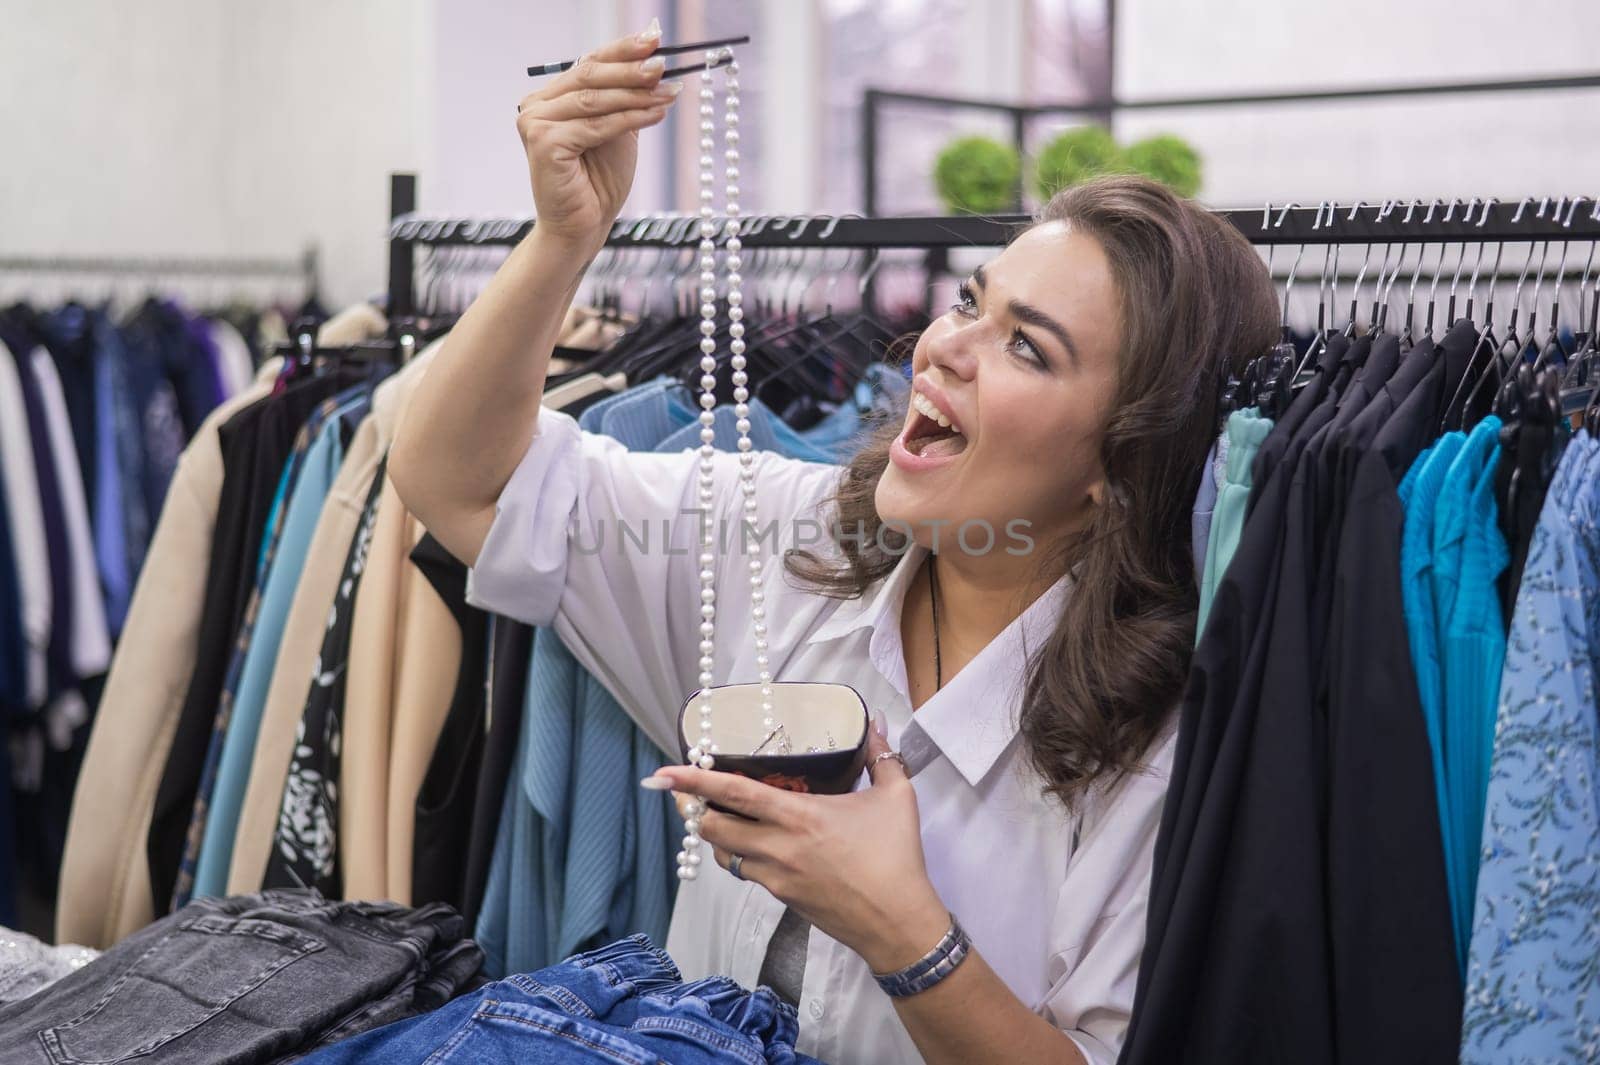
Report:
903,391,968,459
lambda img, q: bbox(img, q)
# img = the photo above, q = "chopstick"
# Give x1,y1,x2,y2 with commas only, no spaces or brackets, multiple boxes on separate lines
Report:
527,35,750,77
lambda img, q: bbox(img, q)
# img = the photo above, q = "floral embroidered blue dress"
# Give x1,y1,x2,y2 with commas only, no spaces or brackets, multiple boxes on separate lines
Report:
1460,430,1600,1064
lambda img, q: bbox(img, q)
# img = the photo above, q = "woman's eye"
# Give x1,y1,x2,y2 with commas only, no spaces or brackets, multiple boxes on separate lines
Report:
949,284,977,316
1009,330,1045,367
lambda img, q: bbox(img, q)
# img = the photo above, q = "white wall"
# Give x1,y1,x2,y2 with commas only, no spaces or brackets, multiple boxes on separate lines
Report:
0,0,433,310
1112,0,1600,210
5,0,1598,310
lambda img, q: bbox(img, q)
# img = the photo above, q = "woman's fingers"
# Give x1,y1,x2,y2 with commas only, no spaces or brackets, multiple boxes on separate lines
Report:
645,767,793,825
698,806,768,857
863,719,908,787
710,845,770,885
525,103,673,156
524,84,682,123
525,27,664,104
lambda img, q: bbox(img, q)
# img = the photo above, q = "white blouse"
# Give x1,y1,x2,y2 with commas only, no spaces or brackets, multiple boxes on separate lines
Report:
464,406,1175,1065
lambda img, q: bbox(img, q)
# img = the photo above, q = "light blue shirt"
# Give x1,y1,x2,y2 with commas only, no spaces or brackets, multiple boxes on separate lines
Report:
1460,431,1599,1062
1197,407,1272,639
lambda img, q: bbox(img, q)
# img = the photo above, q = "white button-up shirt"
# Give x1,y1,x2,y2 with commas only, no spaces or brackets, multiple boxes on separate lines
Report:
465,406,1175,1065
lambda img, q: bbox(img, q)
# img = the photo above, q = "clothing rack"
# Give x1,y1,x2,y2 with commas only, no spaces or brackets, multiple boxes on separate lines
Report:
386,172,1600,320
0,247,321,303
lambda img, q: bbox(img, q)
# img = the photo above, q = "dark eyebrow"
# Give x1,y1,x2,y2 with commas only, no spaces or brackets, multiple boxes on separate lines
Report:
970,265,1081,368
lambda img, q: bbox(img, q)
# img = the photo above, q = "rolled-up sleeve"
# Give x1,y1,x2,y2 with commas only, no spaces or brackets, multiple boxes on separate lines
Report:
1041,726,1176,1065
464,409,585,626
466,406,842,756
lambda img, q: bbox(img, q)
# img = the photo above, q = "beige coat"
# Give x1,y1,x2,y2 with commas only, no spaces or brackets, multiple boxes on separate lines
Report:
339,342,458,904
54,361,280,948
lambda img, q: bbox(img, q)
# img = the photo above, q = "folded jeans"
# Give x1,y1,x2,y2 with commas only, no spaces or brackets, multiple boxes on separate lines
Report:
299,934,824,1065
0,889,483,1065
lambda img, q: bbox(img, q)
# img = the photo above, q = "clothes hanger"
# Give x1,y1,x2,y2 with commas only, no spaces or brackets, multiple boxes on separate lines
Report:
1286,201,1338,385
1444,198,1479,328
1363,202,1401,334
1251,203,1306,418
1401,202,1445,348
1559,201,1600,418
717,221,883,422
1425,235,1459,340
1499,225,1555,420
1372,203,1414,338
1532,196,1580,374
1340,204,1378,340
1440,199,1502,430
1221,205,1281,418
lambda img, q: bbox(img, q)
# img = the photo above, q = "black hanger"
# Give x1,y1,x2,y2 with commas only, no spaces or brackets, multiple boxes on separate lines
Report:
1441,231,1508,431
748,269,895,411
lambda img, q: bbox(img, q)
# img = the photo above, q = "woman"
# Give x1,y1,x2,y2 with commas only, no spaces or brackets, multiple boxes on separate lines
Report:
391,23,1278,1065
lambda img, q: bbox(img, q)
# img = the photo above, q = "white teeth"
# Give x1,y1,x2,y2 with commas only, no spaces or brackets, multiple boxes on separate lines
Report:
912,392,960,433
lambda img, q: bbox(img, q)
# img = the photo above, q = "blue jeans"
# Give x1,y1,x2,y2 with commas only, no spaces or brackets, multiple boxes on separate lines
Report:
300,935,823,1065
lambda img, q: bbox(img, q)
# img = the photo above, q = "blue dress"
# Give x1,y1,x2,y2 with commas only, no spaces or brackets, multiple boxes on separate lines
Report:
1460,431,1600,1062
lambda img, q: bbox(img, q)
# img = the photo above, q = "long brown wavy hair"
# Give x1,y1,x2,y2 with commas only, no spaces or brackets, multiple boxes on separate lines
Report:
783,175,1279,807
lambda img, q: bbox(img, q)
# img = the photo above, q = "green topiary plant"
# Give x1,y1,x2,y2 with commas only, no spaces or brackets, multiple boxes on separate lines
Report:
1122,134,1203,197
932,135,1022,215
1031,126,1124,200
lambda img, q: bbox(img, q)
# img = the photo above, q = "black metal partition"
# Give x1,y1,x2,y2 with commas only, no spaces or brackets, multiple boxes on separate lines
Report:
861,73,1600,217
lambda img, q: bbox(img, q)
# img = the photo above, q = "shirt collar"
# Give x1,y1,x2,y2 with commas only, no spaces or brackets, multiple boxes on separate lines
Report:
806,543,1071,788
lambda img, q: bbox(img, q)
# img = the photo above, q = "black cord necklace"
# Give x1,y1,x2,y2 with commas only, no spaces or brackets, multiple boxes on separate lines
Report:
928,553,943,692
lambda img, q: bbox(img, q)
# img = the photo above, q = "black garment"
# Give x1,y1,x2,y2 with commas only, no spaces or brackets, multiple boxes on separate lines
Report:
1318,340,1463,1064
1248,332,1350,508
1306,333,1401,644
263,456,389,897
34,304,100,509
409,533,491,912
1126,414,1321,1063
0,889,483,1065
461,615,534,928
148,368,366,910
1123,333,1459,1065
1493,413,1560,620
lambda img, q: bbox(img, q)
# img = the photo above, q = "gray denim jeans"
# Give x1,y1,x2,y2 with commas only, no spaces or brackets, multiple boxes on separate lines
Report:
0,890,483,1064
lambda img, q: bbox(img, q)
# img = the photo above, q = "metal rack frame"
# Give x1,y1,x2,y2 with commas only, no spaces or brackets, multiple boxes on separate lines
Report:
0,247,320,300
387,171,1600,319
862,73,1600,216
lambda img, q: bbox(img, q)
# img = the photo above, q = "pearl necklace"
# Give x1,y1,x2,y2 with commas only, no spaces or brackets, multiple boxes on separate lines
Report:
678,45,768,883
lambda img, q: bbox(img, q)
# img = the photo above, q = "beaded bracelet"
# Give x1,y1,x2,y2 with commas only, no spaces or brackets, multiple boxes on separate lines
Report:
871,912,972,998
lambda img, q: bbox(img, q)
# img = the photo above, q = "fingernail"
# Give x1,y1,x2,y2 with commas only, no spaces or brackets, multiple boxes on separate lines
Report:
640,775,674,790
651,80,684,97
872,710,887,738
640,55,665,74
638,16,662,43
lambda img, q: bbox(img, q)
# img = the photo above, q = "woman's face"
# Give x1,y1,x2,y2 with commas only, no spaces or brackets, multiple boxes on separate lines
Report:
875,221,1122,562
